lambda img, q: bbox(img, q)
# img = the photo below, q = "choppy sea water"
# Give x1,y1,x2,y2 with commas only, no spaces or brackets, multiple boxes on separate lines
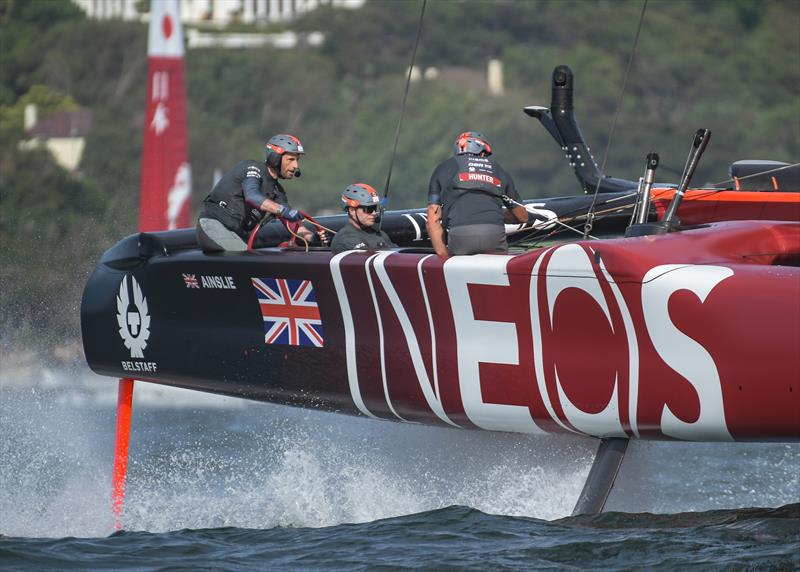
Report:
1,370,798,570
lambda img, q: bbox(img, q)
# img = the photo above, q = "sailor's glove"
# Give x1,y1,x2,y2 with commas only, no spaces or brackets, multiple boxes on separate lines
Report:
279,205,305,222
524,203,558,229
501,195,517,209
317,229,332,246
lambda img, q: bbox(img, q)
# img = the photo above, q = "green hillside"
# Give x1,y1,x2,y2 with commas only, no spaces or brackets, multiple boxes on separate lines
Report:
1,0,798,350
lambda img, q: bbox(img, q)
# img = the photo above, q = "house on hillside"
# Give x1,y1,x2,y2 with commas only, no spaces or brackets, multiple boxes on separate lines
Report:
19,105,93,172
71,0,365,26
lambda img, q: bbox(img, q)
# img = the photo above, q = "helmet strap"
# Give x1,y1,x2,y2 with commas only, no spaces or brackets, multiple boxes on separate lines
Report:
347,208,372,232
267,152,284,179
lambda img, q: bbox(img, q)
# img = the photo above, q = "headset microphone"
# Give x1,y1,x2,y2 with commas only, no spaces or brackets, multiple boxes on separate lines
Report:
293,170,301,178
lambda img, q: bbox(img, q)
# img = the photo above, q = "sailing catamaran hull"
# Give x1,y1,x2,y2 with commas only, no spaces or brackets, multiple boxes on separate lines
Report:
81,220,800,442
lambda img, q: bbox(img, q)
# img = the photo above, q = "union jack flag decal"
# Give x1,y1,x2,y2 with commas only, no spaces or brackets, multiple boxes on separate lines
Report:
251,278,324,347
182,273,199,288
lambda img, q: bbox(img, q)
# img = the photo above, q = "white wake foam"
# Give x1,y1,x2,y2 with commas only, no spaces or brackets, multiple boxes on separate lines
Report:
1,370,797,538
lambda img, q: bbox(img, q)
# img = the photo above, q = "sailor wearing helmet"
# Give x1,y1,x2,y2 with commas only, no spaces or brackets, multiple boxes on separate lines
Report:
197,133,315,252
330,183,397,254
426,131,529,257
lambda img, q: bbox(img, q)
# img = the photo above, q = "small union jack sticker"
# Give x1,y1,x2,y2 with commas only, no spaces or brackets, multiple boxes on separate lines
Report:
182,273,199,288
251,278,324,347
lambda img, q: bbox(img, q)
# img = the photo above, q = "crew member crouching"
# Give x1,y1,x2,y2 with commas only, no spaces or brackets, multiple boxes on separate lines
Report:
330,184,397,254
426,131,529,257
197,133,314,252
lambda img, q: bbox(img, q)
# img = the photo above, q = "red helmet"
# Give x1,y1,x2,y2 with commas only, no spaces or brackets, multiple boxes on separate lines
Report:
266,133,305,169
453,131,492,156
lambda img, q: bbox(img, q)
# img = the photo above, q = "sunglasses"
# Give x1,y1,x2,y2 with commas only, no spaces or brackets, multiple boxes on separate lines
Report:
358,205,379,214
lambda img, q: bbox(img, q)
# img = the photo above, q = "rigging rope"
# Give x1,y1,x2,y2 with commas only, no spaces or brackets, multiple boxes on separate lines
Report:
505,193,643,247
246,211,335,252
381,0,427,204
512,158,800,249
301,212,337,235
710,162,800,188
583,0,648,239
502,196,602,242
285,223,310,252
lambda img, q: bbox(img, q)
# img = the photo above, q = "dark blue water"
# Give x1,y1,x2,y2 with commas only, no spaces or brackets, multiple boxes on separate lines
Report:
3,504,798,571
1,374,798,570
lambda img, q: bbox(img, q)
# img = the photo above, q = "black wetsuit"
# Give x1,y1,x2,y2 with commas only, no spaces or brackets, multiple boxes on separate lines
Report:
428,154,520,254
330,224,396,254
200,160,288,237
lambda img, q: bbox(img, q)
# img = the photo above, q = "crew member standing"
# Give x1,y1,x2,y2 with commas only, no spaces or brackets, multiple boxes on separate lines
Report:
330,183,396,254
197,133,314,252
426,131,529,257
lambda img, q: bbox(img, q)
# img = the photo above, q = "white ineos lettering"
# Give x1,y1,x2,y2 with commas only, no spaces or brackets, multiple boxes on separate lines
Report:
596,254,641,438
373,252,457,427
364,253,406,421
642,264,734,441
330,249,735,440
330,252,377,419
545,244,626,438
446,255,543,433
530,248,571,432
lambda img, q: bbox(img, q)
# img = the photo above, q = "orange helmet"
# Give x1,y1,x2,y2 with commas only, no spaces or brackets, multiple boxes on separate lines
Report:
265,133,304,169
341,183,380,210
453,131,492,156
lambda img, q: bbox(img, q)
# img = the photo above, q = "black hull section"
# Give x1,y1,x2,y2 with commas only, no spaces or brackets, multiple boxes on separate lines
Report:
83,248,363,415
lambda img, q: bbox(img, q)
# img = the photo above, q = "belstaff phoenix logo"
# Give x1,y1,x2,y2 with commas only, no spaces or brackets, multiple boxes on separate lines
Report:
116,275,151,358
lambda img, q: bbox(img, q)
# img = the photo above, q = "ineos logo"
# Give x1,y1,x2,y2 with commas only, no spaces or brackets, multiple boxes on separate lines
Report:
332,246,734,440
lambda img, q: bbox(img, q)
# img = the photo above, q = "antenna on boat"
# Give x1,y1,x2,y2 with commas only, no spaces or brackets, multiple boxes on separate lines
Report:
660,128,712,229
624,152,660,237
380,0,427,221
624,129,711,237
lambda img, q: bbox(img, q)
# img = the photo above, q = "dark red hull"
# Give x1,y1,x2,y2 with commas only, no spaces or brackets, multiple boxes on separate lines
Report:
81,219,800,442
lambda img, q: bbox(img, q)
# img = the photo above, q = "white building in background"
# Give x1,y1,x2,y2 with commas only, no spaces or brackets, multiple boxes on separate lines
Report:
20,104,93,172
72,0,138,19
72,0,365,26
